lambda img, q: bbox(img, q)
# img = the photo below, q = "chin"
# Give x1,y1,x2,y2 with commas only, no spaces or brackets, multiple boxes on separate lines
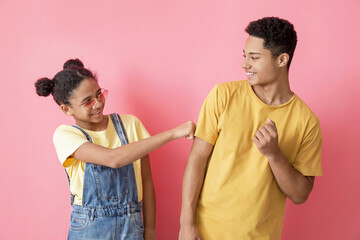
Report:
247,78,258,86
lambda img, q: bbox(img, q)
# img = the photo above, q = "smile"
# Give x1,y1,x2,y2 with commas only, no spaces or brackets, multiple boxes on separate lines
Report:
246,72,256,76
92,109,102,116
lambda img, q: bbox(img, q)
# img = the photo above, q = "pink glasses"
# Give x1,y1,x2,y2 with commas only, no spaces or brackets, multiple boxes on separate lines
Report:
81,89,108,112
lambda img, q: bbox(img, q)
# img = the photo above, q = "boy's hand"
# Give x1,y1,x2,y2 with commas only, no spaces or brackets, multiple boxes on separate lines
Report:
253,119,281,158
179,224,202,240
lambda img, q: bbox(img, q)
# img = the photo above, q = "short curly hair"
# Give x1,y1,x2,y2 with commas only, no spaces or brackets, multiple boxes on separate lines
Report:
245,17,297,68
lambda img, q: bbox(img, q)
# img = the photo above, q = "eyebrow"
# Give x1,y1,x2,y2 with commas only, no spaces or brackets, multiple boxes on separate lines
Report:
243,50,261,55
80,88,101,104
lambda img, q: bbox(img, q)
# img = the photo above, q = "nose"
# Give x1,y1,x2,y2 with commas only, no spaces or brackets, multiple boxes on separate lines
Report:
242,58,250,69
92,98,103,110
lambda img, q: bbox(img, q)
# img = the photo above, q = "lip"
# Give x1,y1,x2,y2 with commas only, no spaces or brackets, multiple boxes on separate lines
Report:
245,72,257,84
91,108,103,116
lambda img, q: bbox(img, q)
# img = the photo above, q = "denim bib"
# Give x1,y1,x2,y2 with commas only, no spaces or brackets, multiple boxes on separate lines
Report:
67,113,144,239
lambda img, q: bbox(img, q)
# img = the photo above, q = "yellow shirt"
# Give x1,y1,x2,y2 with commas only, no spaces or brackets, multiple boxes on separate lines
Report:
53,114,150,205
195,81,322,240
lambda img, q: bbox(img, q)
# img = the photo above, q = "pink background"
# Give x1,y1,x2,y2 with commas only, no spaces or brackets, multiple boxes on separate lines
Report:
1,0,359,239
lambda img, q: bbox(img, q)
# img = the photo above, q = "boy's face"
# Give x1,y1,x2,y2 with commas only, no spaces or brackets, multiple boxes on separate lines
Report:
242,36,280,87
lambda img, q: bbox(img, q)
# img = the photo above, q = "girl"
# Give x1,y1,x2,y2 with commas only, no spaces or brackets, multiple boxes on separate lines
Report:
35,59,195,240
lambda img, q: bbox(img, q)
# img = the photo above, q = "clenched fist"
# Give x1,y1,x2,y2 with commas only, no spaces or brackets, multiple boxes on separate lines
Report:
253,119,281,158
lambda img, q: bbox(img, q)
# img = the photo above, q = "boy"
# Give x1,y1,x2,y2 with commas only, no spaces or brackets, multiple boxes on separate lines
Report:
180,17,322,240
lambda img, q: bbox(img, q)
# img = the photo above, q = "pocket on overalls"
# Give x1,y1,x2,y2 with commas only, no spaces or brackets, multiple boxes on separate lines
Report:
69,214,89,231
130,211,145,232
92,164,129,200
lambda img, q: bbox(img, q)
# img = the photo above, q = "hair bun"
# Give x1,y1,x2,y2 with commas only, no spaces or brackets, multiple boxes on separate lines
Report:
35,77,54,97
63,58,84,69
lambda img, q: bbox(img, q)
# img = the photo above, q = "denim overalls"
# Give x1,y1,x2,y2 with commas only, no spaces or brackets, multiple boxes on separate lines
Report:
67,113,144,240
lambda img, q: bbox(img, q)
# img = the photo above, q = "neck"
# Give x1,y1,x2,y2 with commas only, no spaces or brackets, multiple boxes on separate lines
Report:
251,76,293,105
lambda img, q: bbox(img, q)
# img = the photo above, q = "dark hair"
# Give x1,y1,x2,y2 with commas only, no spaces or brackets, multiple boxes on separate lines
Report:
35,58,97,105
245,17,297,68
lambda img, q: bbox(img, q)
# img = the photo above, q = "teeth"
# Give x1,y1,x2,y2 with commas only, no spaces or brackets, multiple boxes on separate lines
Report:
247,72,256,76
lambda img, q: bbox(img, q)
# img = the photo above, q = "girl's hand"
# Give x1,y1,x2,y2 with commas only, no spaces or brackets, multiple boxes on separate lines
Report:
171,121,196,140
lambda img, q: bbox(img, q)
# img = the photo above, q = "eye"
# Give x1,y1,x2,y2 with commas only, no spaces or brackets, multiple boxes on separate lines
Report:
83,99,94,107
96,92,103,100
251,57,260,60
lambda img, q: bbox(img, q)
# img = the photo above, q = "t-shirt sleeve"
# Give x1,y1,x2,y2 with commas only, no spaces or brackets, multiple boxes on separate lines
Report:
195,85,225,145
53,125,89,167
121,114,151,142
293,119,323,176
134,116,151,140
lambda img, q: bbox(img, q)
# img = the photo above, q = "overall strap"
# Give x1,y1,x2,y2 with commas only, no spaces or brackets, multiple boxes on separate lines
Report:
109,113,139,204
65,125,93,205
72,125,93,143
110,113,129,145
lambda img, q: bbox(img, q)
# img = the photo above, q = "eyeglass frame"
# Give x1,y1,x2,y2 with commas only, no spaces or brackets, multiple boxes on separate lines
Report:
71,88,108,112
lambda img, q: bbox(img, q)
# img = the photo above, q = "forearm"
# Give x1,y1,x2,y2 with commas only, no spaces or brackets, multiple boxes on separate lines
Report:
143,181,156,227
141,156,156,239
111,130,175,168
267,151,314,204
74,130,175,168
180,141,210,226
253,119,314,204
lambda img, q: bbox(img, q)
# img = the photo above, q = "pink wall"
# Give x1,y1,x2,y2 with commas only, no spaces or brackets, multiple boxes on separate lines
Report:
1,0,359,239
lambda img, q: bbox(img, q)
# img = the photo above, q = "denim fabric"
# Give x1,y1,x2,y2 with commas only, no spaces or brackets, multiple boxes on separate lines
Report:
68,203,144,240
68,113,143,240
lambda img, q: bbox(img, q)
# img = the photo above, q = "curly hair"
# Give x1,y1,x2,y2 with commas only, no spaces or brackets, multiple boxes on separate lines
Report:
35,58,97,105
245,17,297,68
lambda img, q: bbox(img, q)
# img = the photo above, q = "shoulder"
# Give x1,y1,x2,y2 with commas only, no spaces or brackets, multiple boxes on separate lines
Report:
207,80,247,101
207,80,248,107
292,95,320,130
117,114,147,130
54,124,80,137
214,80,247,93
118,114,141,126
293,96,319,120
117,114,150,139
52,124,89,160
53,124,86,142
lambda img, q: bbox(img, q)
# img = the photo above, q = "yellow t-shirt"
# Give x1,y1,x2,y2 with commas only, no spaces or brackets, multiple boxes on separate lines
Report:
195,81,322,240
53,114,150,205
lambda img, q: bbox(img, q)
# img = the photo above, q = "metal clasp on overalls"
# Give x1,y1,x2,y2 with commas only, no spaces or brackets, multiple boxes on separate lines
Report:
90,208,95,222
127,203,131,217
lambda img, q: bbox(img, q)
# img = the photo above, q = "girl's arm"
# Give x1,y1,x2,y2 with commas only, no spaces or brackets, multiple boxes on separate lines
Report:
141,155,156,240
72,121,195,168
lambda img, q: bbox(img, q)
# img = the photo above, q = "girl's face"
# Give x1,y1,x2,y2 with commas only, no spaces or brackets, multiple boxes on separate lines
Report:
61,78,108,131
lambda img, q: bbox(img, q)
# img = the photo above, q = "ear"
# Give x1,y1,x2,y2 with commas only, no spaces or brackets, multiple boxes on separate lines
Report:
277,53,289,68
60,104,74,116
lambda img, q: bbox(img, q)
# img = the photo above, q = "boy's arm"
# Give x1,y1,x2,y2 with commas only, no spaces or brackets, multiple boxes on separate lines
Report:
179,137,213,240
141,155,156,240
253,119,315,204
267,151,315,204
